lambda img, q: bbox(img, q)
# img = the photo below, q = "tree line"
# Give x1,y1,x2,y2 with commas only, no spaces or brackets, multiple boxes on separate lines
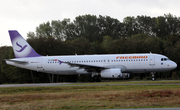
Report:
0,13,180,83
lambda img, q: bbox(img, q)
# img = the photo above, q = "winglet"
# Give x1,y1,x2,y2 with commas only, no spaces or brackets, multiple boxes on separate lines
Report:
8,30,41,58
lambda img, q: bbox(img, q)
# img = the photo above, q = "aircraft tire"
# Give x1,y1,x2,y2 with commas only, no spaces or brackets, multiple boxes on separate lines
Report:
95,75,101,82
89,77,94,82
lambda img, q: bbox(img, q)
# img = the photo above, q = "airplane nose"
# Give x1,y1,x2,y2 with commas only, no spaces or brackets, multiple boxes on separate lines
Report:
172,62,177,69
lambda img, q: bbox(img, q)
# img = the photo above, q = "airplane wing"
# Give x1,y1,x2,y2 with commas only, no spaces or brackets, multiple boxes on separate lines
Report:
63,62,108,72
62,61,127,72
4,59,28,65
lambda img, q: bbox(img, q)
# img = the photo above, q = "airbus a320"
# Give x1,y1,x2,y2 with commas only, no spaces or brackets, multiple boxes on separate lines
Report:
5,30,177,82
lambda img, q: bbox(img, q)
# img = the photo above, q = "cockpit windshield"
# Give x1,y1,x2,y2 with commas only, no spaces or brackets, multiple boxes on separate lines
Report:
161,58,170,61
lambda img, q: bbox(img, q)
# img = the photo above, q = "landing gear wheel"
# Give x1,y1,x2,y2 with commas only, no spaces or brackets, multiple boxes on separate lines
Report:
89,75,101,82
151,72,155,81
95,75,101,82
89,77,94,82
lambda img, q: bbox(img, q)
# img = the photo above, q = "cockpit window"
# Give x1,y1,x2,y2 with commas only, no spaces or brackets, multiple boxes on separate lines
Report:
161,58,170,61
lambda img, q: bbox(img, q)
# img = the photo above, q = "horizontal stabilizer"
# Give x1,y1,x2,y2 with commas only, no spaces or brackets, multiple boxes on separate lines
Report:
4,59,28,65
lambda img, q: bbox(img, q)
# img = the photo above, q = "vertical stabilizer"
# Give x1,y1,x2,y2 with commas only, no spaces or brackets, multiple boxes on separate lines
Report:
8,30,41,58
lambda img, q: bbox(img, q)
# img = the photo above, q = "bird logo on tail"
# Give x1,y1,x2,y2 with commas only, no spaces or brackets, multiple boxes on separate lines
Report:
16,42,28,52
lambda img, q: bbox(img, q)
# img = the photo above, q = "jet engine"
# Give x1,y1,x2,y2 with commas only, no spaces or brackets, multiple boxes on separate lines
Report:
100,68,122,78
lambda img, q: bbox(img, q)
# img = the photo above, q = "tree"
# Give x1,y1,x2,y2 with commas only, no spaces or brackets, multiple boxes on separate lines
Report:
136,15,156,36
36,21,53,38
164,13,180,36
123,16,138,37
89,42,102,54
153,16,169,39
101,36,113,53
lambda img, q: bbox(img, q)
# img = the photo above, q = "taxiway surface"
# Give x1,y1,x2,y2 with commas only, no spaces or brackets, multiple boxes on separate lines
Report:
0,82,180,88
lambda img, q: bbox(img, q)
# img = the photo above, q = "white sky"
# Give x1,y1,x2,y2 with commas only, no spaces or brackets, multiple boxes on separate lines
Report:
1,0,180,46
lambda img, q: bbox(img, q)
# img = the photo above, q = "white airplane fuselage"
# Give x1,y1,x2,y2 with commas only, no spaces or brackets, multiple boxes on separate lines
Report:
6,53,177,75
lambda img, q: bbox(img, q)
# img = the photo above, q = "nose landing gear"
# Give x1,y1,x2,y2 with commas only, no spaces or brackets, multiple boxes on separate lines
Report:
151,72,156,81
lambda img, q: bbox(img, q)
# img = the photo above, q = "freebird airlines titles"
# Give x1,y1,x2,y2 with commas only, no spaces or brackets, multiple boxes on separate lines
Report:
5,30,177,81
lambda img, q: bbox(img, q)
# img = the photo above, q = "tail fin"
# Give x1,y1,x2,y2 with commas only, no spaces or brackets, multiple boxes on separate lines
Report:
9,30,41,58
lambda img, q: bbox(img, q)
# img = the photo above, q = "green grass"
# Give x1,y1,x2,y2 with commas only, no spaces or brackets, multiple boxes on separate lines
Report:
0,81,180,110
68,80,180,86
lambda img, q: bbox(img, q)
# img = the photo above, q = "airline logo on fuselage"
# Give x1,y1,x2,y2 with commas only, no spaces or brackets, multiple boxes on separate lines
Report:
116,55,148,59
48,59,63,65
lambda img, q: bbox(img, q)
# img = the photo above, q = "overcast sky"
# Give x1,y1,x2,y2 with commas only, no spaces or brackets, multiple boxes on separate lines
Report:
1,0,180,46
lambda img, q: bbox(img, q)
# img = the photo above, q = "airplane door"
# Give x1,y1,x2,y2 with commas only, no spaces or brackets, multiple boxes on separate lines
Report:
37,59,43,68
149,55,155,66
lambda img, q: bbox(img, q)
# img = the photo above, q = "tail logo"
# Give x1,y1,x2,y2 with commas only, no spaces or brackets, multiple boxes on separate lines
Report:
9,31,41,58
12,36,31,58
16,42,28,52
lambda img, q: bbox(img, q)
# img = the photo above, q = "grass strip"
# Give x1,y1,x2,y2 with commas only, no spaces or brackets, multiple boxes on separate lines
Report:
0,81,180,110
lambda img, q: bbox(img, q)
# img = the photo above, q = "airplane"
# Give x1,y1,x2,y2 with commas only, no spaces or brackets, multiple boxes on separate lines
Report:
5,30,177,82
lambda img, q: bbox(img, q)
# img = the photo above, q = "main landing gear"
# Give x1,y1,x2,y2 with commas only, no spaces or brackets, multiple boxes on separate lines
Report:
151,72,156,81
89,72,101,82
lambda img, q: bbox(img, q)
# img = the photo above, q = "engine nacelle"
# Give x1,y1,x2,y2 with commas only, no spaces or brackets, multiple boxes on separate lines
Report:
100,69,122,78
